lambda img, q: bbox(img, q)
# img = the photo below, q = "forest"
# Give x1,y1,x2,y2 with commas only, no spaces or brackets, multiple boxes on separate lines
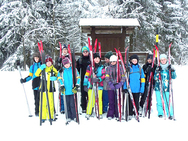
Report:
0,0,188,71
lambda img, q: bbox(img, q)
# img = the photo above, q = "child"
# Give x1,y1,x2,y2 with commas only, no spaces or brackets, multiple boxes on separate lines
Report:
139,54,156,115
76,46,91,113
83,53,105,119
103,51,113,113
60,57,80,122
105,55,125,120
123,54,145,120
154,54,177,119
35,55,60,122
20,52,41,116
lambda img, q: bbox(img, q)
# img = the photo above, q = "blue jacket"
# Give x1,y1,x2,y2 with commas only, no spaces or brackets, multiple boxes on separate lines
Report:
123,64,145,93
26,62,41,90
59,67,80,95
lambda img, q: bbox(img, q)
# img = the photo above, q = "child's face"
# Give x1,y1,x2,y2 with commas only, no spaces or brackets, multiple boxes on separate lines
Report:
64,63,71,68
94,57,100,64
131,59,138,64
111,61,116,66
105,58,110,63
46,61,52,67
34,57,39,63
147,59,152,64
62,48,68,55
160,58,167,65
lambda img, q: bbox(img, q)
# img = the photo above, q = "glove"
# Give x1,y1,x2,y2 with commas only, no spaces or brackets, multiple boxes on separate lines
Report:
50,76,57,81
123,89,128,93
40,64,46,71
61,86,65,94
114,82,123,89
84,86,88,92
72,85,79,93
168,64,175,72
109,82,115,90
156,66,162,72
20,78,26,83
92,78,100,83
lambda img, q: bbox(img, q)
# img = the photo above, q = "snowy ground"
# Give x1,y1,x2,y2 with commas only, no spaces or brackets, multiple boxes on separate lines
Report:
0,65,188,141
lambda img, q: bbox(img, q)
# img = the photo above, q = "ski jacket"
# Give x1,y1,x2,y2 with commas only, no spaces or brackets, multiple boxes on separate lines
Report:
25,62,41,90
123,64,145,93
83,64,105,90
59,66,80,95
35,65,61,93
154,63,177,92
105,64,126,90
103,63,110,90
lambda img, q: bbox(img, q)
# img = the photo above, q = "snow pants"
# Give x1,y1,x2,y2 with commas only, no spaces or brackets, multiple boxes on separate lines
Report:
34,90,40,115
102,90,109,113
155,91,173,117
129,93,140,116
39,92,54,120
107,90,118,118
86,89,103,115
65,95,76,120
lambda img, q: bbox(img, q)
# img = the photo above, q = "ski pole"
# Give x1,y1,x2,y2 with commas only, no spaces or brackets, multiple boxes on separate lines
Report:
16,60,33,117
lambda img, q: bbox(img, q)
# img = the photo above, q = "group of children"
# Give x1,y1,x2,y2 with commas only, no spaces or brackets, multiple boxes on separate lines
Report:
20,45,177,123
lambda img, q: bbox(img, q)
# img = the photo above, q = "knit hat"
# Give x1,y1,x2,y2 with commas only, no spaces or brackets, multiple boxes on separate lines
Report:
147,54,153,60
62,57,71,66
160,54,167,60
130,54,139,62
45,55,53,64
110,55,117,62
62,44,67,49
93,53,100,59
82,46,89,53
104,51,113,59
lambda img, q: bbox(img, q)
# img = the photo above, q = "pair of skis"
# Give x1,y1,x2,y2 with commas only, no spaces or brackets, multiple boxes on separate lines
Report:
155,43,175,120
115,48,140,122
88,38,101,119
142,49,156,118
38,41,52,126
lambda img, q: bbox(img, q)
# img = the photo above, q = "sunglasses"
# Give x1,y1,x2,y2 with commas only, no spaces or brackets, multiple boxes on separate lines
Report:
83,51,89,53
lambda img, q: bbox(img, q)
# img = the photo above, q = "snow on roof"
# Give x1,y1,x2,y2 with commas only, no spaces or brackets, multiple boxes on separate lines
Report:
79,18,140,27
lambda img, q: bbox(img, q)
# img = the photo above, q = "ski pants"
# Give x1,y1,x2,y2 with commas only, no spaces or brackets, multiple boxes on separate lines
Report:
81,85,88,111
34,90,40,115
102,90,109,113
155,91,173,117
65,95,76,120
107,90,118,118
86,89,103,115
39,92,54,120
129,93,140,116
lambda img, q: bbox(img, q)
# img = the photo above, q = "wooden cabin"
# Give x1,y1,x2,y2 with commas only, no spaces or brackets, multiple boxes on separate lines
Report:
79,18,148,64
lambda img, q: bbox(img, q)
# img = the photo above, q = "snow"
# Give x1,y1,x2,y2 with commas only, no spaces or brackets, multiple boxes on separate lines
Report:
1,65,188,141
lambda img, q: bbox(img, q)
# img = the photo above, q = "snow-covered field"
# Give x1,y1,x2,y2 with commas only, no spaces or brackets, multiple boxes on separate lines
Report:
1,65,188,141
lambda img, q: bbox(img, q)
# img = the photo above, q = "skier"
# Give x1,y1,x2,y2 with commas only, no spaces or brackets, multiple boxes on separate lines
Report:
123,54,145,120
76,46,91,113
154,54,177,119
55,44,69,114
103,51,113,113
35,55,60,122
83,53,105,119
139,54,157,115
20,52,41,116
59,57,80,123
105,55,125,120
